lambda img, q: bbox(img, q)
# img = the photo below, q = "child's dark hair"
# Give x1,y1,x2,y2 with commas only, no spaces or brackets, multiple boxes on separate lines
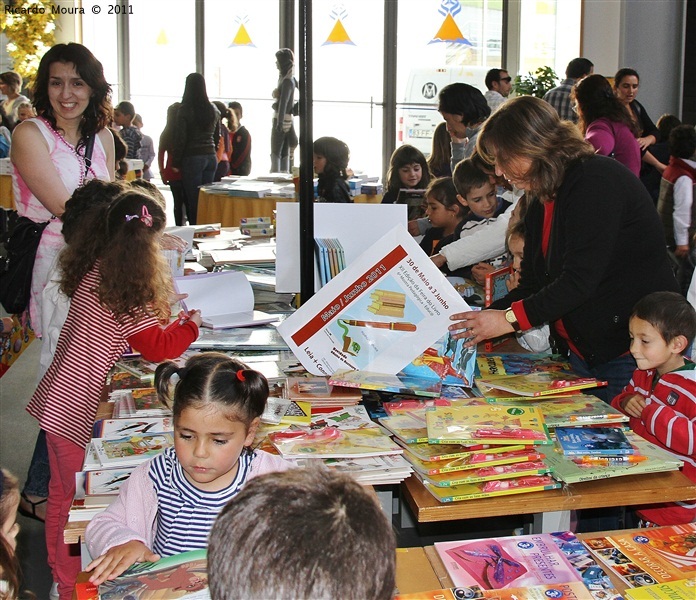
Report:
386,145,430,193
111,128,127,162
668,124,696,160
115,101,135,119
657,114,681,142
314,136,350,180
424,177,462,213
0,468,22,600
452,157,490,199
632,291,696,346
155,352,268,427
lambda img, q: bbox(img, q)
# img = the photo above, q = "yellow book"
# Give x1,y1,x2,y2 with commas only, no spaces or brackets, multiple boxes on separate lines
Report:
476,371,607,397
422,474,560,502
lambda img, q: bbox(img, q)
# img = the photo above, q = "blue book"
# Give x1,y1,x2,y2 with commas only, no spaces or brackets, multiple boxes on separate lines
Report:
554,426,634,456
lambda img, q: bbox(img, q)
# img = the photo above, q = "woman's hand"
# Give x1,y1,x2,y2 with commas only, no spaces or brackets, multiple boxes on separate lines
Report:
674,244,690,259
449,309,514,347
86,540,159,585
471,262,495,286
637,135,656,151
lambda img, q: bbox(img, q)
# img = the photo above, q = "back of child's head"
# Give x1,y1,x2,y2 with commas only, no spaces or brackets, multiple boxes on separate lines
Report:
0,468,21,600
96,189,170,318
668,124,696,160
132,113,143,128
427,122,452,174
155,352,268,427
313,136,350,180
386,144,430,192
656,114,681,143
115,100,135,118
424,177,461,212
452,156,490,199
632,291,696,347
208,467,396,600
129,179,166,210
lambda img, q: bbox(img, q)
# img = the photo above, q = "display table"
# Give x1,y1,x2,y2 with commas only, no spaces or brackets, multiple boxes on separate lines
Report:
401,470,696,533
196,189,382,227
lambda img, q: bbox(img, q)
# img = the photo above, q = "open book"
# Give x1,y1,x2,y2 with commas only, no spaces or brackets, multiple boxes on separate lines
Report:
174,271,276,329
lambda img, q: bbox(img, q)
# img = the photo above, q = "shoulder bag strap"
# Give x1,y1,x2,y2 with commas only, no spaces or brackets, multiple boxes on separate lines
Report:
83,134,96,177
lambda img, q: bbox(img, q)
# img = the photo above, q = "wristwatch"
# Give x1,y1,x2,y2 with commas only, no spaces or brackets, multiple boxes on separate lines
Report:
505,309,521,332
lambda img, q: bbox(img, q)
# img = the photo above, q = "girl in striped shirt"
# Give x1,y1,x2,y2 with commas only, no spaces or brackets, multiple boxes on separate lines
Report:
26,187,202,598
85,352,293,585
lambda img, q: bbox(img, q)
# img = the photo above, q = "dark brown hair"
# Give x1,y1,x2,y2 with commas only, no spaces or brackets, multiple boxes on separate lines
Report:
477,96,594,200
632,291,696,346
427,122,452,177
386,144,430,193
573,74,638,136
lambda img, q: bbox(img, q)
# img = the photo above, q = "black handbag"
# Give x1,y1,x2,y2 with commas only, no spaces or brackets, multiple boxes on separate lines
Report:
0,215,51,313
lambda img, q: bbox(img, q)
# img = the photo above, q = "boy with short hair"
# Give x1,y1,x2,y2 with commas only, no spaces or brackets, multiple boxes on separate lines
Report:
611,291,696,526
208,468,396,600
113,101,142,160
444,157,512,282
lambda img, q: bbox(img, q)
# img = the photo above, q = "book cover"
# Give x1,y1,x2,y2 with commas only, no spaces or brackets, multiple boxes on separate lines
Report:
418,460,551,487
476,353,574,379
393,439,493,462
98,549,208,599
115,358,159,384
278,400,311,425
329,369,443,397
423,475,560,502
379,412,428,444
625,579,696,599
396,582,595,600
174,271,276,329
130,388,172,417
436,533,583,589
277,225,471,376
314,238,329,286
541,433,682,484
401,332,478,388
426,405,552,446
476,372,607,397
84,468,136,495
554,426,634,456
404,446,542,475
268,426,403,459
93,417,172,439
285,376,362,403
93,432,174,467
583,524,696,587
486,395,628,428
483,265,513,352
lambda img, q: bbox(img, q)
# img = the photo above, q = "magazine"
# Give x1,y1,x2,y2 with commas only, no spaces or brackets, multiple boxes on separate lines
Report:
582,523,696,587
98,549,209,599
277,225,470,376
625,579,696,599
426,405,552,446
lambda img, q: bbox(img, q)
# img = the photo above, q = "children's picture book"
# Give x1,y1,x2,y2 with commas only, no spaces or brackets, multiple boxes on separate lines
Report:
435,533,584,589
401,333,478,388
476,353,574,379
285,376,362,405
84,468,136,495
98,549,208,599
582,523,696,587
93,417,173,439
417,460,551,487
486,395,629,428
403,446,541,476
114,357,159,384
295,454,413,486
268,426,403,459
112,388,172,419
278,400,312,425
379,412,429,444
93,432,174,468
483,265,513,352
624,578,696,599
540,433,683,484
423,475,560,503
174,271,276,329
395,582,595,600
393,439,491,463
554,426,634,456
476,371,607,397
329,369,443,397
426,405,552,446
277,225,471,376
109,369,152,391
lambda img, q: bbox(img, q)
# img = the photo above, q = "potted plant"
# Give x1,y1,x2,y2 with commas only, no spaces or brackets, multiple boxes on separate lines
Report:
513,66,559,98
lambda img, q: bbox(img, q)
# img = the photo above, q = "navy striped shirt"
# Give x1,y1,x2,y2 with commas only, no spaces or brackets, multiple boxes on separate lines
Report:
149,446,254,556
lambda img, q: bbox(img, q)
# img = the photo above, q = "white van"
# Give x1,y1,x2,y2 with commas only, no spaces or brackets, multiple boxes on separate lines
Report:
398,66,490,155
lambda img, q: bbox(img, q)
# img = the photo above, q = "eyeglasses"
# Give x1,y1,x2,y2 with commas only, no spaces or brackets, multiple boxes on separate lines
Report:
500,77,512,83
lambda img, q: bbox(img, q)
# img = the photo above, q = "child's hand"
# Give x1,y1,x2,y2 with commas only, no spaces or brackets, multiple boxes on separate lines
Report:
621,393,647,419
188,309,203,327
86,540,159,585
506,269,520,291
471,262,495,286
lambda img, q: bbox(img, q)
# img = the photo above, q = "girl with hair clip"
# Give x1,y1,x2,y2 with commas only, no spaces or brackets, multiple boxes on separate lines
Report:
1,468,28,600
26,188,201,599
381,144,431,220
313,136,351,203
85,352,293,586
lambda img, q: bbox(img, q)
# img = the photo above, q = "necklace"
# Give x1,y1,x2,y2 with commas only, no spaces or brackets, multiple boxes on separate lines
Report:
38,117,96,185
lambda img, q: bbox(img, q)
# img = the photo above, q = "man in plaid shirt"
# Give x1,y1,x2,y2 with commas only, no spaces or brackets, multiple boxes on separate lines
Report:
542,57,594,123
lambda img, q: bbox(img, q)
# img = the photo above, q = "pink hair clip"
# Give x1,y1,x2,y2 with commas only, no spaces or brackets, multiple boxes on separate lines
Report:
125,205,153,227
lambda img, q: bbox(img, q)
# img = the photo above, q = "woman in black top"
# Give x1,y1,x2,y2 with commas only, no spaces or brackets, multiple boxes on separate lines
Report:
172,73,220,224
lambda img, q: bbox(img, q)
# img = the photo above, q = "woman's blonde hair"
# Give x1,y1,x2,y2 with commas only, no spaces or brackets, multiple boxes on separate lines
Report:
477,96,593,199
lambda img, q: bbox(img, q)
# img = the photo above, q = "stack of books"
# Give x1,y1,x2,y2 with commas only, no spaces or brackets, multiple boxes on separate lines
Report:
314,238,346,286
239,216,274,237
285,376,362,409
111,387,172,419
